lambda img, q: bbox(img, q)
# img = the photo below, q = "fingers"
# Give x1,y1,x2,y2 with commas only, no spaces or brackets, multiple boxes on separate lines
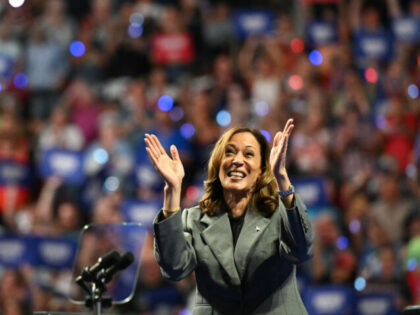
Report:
150,134,166,155
144,134,160,160
273,118,294,148
273,131,282,147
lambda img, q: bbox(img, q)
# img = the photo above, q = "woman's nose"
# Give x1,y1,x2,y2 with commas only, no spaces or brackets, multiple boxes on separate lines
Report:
232,154,244,164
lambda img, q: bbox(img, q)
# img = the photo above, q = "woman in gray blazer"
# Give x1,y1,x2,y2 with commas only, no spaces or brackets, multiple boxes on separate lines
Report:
145,118,313,314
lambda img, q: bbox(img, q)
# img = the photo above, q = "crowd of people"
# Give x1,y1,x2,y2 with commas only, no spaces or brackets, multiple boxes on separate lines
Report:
0,0,419,314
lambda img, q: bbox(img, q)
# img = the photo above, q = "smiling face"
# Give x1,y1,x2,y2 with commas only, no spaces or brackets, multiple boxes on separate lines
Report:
218,132,262,195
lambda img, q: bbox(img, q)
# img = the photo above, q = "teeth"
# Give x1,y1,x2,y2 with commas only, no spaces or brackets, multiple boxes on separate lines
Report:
229,171,245,178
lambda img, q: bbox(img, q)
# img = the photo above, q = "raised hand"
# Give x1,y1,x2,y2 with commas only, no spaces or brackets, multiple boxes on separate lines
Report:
144,133,185,190
270,119,294,190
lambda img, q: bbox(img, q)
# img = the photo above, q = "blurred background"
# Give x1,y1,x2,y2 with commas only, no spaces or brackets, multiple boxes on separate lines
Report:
0,0,419,314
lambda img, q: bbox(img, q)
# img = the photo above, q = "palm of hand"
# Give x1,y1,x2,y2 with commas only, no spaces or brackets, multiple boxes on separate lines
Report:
156,153,185,188
270,119,294,176
145,134,185,188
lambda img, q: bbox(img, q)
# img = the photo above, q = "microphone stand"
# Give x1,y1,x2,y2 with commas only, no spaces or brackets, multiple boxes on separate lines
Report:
76,269,112,315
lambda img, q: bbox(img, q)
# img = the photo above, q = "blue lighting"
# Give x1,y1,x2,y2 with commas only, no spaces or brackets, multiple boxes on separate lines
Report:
336,236,349,250
93,148,109,164
179,309,192,315
309,50,323,66
0,83,2,92
157,95,174,112
180,123,195,139
13,73,28,89
407,258,418,272
349,220,361,234
70,41,86,58
260,129,271,142
408,84,419,99
169,107,184,121
354,277,366,291
129,12,144,25
375,114,387,130
128,24,143,38
254,101,269,117
216,110,231,126
104,176,120,193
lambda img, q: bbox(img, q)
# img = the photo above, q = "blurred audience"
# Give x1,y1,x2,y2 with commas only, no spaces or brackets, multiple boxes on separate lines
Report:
0,0,419,314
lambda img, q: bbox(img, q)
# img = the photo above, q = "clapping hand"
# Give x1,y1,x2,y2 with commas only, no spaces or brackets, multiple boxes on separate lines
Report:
144,134,184,190
270,119,294,190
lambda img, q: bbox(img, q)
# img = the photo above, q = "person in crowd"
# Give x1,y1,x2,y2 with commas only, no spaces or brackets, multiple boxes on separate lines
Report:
146,119,313,314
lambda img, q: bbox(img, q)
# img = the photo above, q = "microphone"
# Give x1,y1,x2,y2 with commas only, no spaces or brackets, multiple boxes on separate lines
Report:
81,250,121,282
98,251,135,283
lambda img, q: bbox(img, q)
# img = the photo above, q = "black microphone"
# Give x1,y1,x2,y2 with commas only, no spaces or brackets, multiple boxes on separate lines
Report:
99,251,135,283
81,250,121,282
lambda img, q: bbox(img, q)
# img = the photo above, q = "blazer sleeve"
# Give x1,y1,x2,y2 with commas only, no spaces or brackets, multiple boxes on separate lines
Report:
153,209,197,281
281,193,314,263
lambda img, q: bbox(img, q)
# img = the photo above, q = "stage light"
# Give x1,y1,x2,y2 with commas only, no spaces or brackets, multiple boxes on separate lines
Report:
354,277,366,291
70,41,86,58
104,176,120,193
128,24,143,38
186,185,200,201
290,38,304,54
13,73,28,89
93,148,109,164
180,123,195,139
309,50,323,66
157,95,174,112
260,130,271,142
408,84,419,99
169,107,184,121
288,75,303,91
216,110,231,126
129,13,144,25
349,220,361,234
336,236,349,250
375,114,387,130
9,0,25,8
364,67,378,83
254,101,269,117
407,258,418,272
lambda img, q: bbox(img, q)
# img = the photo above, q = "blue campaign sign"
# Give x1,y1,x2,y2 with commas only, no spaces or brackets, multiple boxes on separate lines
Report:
233,9,275,39
39,148,85,184
0,53,13,80
354,31,394,62
356,292,399,315
0,235,28,267
293,177,327,208
303,285,354,315
0,235,78,269
392,17,420,42
306,21,338,46
0,160,31,187
31,236,78,269
121,199,160,229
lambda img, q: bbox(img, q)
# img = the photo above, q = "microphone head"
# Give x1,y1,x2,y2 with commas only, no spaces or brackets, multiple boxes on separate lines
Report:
100,250,121,268
116,252,135,271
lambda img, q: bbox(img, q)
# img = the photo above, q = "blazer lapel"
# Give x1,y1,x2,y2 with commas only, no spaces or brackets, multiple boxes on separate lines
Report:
201,213,241,286
234,209,271,279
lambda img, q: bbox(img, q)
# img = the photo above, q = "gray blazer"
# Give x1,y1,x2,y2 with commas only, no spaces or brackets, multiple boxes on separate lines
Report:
153,194,314,315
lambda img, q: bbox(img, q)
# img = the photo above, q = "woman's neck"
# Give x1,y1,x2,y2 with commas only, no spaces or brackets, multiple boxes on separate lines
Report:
223,191,250,217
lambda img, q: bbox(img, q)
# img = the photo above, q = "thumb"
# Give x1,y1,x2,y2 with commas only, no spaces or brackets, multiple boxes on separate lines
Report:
170,145,180,161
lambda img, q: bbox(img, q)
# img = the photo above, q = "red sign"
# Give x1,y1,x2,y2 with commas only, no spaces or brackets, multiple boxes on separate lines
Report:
151,32,195,65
